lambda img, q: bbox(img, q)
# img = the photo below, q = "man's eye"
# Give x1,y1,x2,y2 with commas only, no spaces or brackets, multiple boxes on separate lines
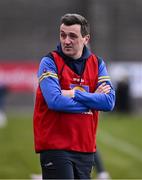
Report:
60,33,66,39
69,34,78,39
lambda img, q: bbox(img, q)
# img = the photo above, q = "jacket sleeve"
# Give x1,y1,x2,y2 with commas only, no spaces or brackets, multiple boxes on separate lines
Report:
73,57,116,111
38,56,89,113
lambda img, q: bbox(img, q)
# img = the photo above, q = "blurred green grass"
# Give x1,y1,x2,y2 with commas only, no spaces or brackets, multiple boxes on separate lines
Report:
0,111,142,179
0,112,40,179
92,112,142,179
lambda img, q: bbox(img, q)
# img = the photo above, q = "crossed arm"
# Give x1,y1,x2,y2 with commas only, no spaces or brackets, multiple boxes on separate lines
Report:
38,57,115,112
62,82,111,97
61,82,115,111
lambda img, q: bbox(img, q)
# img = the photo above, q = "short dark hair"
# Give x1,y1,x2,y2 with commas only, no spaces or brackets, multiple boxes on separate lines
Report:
61,13,90,37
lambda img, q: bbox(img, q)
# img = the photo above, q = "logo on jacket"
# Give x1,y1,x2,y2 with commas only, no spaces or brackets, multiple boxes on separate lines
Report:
73,78,84,83
70,84,89,92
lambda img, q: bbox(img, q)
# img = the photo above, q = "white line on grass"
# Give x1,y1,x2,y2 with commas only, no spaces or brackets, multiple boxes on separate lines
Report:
98,131,142,162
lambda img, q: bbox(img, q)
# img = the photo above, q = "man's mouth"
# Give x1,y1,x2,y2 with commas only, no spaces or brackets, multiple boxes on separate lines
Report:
65,46,72,49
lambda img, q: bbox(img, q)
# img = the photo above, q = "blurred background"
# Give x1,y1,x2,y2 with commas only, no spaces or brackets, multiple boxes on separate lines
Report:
0,0,142,179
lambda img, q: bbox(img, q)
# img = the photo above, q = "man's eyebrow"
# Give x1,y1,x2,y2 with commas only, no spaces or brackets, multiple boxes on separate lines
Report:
60,30,65,33
60,31,78,37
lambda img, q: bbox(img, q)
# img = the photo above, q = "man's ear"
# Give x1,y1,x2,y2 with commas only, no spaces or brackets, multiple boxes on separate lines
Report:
84,34,90,45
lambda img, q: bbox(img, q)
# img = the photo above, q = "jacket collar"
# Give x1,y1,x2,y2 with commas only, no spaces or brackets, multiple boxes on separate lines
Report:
56,44,91,62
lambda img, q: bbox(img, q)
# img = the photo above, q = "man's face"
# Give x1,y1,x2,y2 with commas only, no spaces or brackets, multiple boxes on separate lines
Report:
60,24,90,59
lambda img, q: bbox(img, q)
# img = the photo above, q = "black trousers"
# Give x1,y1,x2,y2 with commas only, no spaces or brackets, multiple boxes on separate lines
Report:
40,150,94,179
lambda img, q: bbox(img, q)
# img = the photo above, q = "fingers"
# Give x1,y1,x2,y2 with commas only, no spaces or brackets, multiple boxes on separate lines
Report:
95,83,105,93
61,89,74,97
95,83,111,94
102,85,111,94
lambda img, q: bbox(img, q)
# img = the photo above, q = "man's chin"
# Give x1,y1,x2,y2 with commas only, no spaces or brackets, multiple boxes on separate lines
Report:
63,50,73,57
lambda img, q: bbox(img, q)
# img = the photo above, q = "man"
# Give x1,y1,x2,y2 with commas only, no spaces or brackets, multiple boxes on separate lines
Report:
33,13,115,179
93,150,111,179
0,85,8,127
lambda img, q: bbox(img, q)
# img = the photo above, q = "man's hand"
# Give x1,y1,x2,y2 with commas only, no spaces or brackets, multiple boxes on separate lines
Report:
95,82,111,94
61,89,75,98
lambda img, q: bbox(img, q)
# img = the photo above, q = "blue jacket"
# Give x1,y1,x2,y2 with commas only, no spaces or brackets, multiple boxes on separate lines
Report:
38,45,115,112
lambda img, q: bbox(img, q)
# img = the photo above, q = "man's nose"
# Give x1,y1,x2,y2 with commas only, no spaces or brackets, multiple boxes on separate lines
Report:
64,36,71,44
